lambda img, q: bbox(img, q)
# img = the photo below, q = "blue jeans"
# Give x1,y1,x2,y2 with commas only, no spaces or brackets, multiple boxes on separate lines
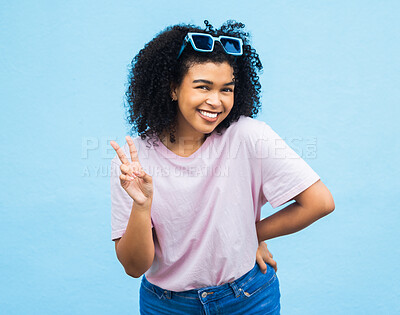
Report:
139,262,281,314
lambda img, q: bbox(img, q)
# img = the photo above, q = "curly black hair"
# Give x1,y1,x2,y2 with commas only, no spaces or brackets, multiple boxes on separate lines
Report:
125,20,263,144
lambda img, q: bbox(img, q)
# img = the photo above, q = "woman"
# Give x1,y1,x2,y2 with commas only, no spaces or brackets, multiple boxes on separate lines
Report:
110,20,334,314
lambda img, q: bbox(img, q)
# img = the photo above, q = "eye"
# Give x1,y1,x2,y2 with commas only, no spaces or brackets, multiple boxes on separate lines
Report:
222,87,234,93
195,85,210,90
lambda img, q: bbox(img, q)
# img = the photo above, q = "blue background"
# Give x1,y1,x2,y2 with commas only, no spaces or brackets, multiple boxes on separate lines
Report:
1,1,399,314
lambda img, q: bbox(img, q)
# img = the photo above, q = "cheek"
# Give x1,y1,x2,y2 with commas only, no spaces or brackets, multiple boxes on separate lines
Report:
225,95,235,109
179,93,204,107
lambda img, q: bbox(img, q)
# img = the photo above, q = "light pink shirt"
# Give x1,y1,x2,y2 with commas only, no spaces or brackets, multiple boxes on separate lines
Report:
111,116,320,291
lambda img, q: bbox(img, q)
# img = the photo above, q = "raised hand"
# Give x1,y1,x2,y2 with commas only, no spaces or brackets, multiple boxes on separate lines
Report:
110,136,153,206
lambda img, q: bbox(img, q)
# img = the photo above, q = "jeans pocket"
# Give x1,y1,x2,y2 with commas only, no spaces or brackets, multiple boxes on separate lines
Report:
141,279,165,299
239,264,277,298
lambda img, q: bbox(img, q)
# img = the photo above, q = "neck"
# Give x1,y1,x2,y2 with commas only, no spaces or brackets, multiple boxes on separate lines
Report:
160,130,206,157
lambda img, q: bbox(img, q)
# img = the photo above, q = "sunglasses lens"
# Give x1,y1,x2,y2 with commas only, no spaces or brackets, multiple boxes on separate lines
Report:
220,38,242,54
191,35,213,51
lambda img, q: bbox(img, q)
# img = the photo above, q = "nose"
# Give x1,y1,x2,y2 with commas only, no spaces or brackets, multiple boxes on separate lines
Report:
205,91,222,107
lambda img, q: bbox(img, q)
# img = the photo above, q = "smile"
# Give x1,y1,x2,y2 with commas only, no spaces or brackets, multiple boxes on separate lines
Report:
199,110,219,118
198,110,222,121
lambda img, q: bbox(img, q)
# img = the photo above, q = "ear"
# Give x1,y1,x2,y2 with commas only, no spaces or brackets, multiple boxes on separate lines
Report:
170,83,178,101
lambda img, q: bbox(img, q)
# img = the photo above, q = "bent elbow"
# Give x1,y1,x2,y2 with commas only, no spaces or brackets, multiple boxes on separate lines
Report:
125,268,144,278
323,196,335,215
124,259,153,278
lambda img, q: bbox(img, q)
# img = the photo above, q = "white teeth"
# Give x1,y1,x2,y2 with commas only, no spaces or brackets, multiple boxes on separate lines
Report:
199,110,218,118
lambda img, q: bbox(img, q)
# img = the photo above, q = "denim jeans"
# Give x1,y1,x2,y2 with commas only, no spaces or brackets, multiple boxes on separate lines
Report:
139,262,281,314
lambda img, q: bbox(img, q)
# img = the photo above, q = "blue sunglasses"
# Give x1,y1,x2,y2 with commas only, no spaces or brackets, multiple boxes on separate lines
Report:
177,32,243,59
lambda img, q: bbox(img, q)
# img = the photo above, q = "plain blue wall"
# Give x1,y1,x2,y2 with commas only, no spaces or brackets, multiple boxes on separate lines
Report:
1,1,399,314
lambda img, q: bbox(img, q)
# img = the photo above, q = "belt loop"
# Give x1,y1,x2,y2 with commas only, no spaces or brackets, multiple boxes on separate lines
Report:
229,281,241,298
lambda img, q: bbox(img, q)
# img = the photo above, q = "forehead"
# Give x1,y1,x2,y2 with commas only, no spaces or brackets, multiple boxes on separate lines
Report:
184,62,234,81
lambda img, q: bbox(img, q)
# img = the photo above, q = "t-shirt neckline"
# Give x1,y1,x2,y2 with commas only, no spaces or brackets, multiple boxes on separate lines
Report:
155,132,215,160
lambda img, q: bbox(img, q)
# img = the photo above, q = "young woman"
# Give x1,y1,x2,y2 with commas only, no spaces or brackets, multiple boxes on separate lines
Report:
110,20,334,314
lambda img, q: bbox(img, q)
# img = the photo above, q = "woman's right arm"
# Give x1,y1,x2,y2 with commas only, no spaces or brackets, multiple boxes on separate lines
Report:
114,199,154,278
111,136,155,278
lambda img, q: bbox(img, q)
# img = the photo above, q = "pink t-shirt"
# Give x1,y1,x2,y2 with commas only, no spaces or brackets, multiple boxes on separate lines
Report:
110,116,320,291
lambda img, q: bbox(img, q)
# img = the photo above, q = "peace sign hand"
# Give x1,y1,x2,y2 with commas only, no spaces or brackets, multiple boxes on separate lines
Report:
110,136,153,206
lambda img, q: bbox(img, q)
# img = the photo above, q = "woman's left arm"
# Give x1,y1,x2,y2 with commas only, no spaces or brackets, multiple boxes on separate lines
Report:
256,180,335,242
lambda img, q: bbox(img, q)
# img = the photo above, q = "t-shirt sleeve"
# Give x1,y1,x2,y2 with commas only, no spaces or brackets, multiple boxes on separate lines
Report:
110,159,133,241
258,124,320,208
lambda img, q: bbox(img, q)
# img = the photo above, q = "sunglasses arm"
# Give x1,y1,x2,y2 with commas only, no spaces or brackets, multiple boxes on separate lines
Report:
177,39,188,59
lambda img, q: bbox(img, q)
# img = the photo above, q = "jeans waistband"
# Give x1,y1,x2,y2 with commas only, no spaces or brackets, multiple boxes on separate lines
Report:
142,262,261,303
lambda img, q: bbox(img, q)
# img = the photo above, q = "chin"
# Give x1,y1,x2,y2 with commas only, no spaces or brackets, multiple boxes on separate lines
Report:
197,124,218,134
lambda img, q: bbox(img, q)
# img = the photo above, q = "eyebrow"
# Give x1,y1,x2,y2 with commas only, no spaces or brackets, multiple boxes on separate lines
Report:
192,79,235,86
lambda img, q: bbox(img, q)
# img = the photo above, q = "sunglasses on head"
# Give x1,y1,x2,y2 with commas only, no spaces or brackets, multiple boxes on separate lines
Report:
177,32,243,59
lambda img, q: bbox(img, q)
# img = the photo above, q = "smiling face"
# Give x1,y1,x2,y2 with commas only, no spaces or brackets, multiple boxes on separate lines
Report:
171,61,235,141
